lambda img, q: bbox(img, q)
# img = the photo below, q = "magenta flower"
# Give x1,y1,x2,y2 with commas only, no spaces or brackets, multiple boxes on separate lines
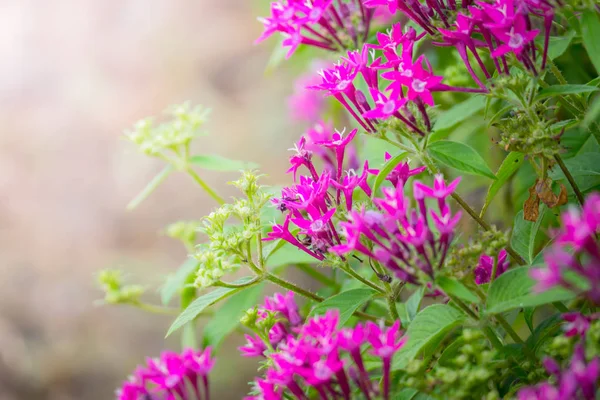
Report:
474,249,509,285
240,334,268,358
287,63,328,123
256,0,373,58
530,194,600,305
332,174,460,284
264,291,303,327
116,347,215,400
490,15,539,58
381,153,426,188
362,88,407,120
562,312,598,338
367,320,406,400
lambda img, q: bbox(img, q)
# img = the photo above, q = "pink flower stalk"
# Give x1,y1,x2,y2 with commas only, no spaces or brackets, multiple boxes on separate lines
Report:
304,121,360,173
517,344,599,400
116,347,215,400
243,306,406,400
310,23,485,135
474,249,509,284
255,0,374,58
530,194,600,305
331,173,461,284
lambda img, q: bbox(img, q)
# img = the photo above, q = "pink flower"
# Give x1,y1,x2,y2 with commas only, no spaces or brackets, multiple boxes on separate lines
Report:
116,347,215,400
239,334,268,358
490,14,539,57
562,312,597,338
287,69,327,123
474,249,509,285
363,88,407,120
382,153,426,187
264,291,303,326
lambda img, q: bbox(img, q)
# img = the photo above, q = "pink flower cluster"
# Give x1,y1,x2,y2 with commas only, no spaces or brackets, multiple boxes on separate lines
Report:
331,174,462,283
265,124,378,260
288,62,331,123
309,23,484,135
256,0,374,58
241,292,406,400
116,348,215,400
366,0,553,76
531,193,600,305
474,249,509,285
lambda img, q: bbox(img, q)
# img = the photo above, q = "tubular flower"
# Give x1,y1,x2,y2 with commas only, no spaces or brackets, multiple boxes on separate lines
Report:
331,174,462,284
309,23,485,135
256,0,374,58
116,348,214,400
530,193,600,305
474,249,509,284
266,125,377,261
243,304,406,400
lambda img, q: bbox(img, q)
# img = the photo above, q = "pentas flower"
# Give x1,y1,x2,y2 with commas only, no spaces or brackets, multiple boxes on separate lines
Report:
310,23,485,136
530,194,600,305
256,0,374,58
116,347,214,400
474,249,509,285
266,127,379,261
331,173,462,284
517,344,599,400
382,152,426,188
563,312,599,338
243,303,407,400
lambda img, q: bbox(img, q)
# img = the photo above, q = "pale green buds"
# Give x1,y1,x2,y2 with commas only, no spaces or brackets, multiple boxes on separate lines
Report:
97,269,145,305
125,102,210,158
166,220,201,246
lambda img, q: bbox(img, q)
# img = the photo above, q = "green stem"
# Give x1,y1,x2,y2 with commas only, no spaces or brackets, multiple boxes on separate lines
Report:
554,154,585,207
265,273,388,323
483,326,504,350
215,276,263,289
496,314,539,363
296,264,341,289
386,296,400,321
185,167,225,205
447,293,480,321
552,301,569,313
339,263,386,294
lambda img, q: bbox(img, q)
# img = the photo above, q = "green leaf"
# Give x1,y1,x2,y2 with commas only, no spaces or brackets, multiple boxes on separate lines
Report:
524,307,536,333
549,151,600,193
371,152,409,196
510,210,540,265
160,257,200,305
546,31,576,60
393,305,465,369
428,140,496,179
308,288,376,326
189,154,259,171
432,96,486,132
583,97,600,128
582,10,600,74
485,267,576,314
127,165,174,210
393,389,419,400
203,283,264,349
406,287,425,322
534,85,599,102
481,152,524,217
436,276,479,304
166,277,255,337
525,314,564,356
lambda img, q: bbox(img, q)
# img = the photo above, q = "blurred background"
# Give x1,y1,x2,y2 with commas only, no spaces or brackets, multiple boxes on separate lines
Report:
0,1,303,398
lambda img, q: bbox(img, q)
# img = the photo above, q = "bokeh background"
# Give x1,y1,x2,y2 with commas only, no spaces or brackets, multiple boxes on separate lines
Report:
0,1,304,398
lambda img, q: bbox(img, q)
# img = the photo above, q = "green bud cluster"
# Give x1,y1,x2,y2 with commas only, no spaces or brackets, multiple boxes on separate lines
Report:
125,102,209,159
193,171,271,288
404,330,501,399
97,269,144,305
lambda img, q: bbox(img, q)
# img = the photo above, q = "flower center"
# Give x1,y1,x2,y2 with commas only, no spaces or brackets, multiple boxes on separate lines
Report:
411,79,427,93
311,220,326,232
508,33,524,49
382,100,396,114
